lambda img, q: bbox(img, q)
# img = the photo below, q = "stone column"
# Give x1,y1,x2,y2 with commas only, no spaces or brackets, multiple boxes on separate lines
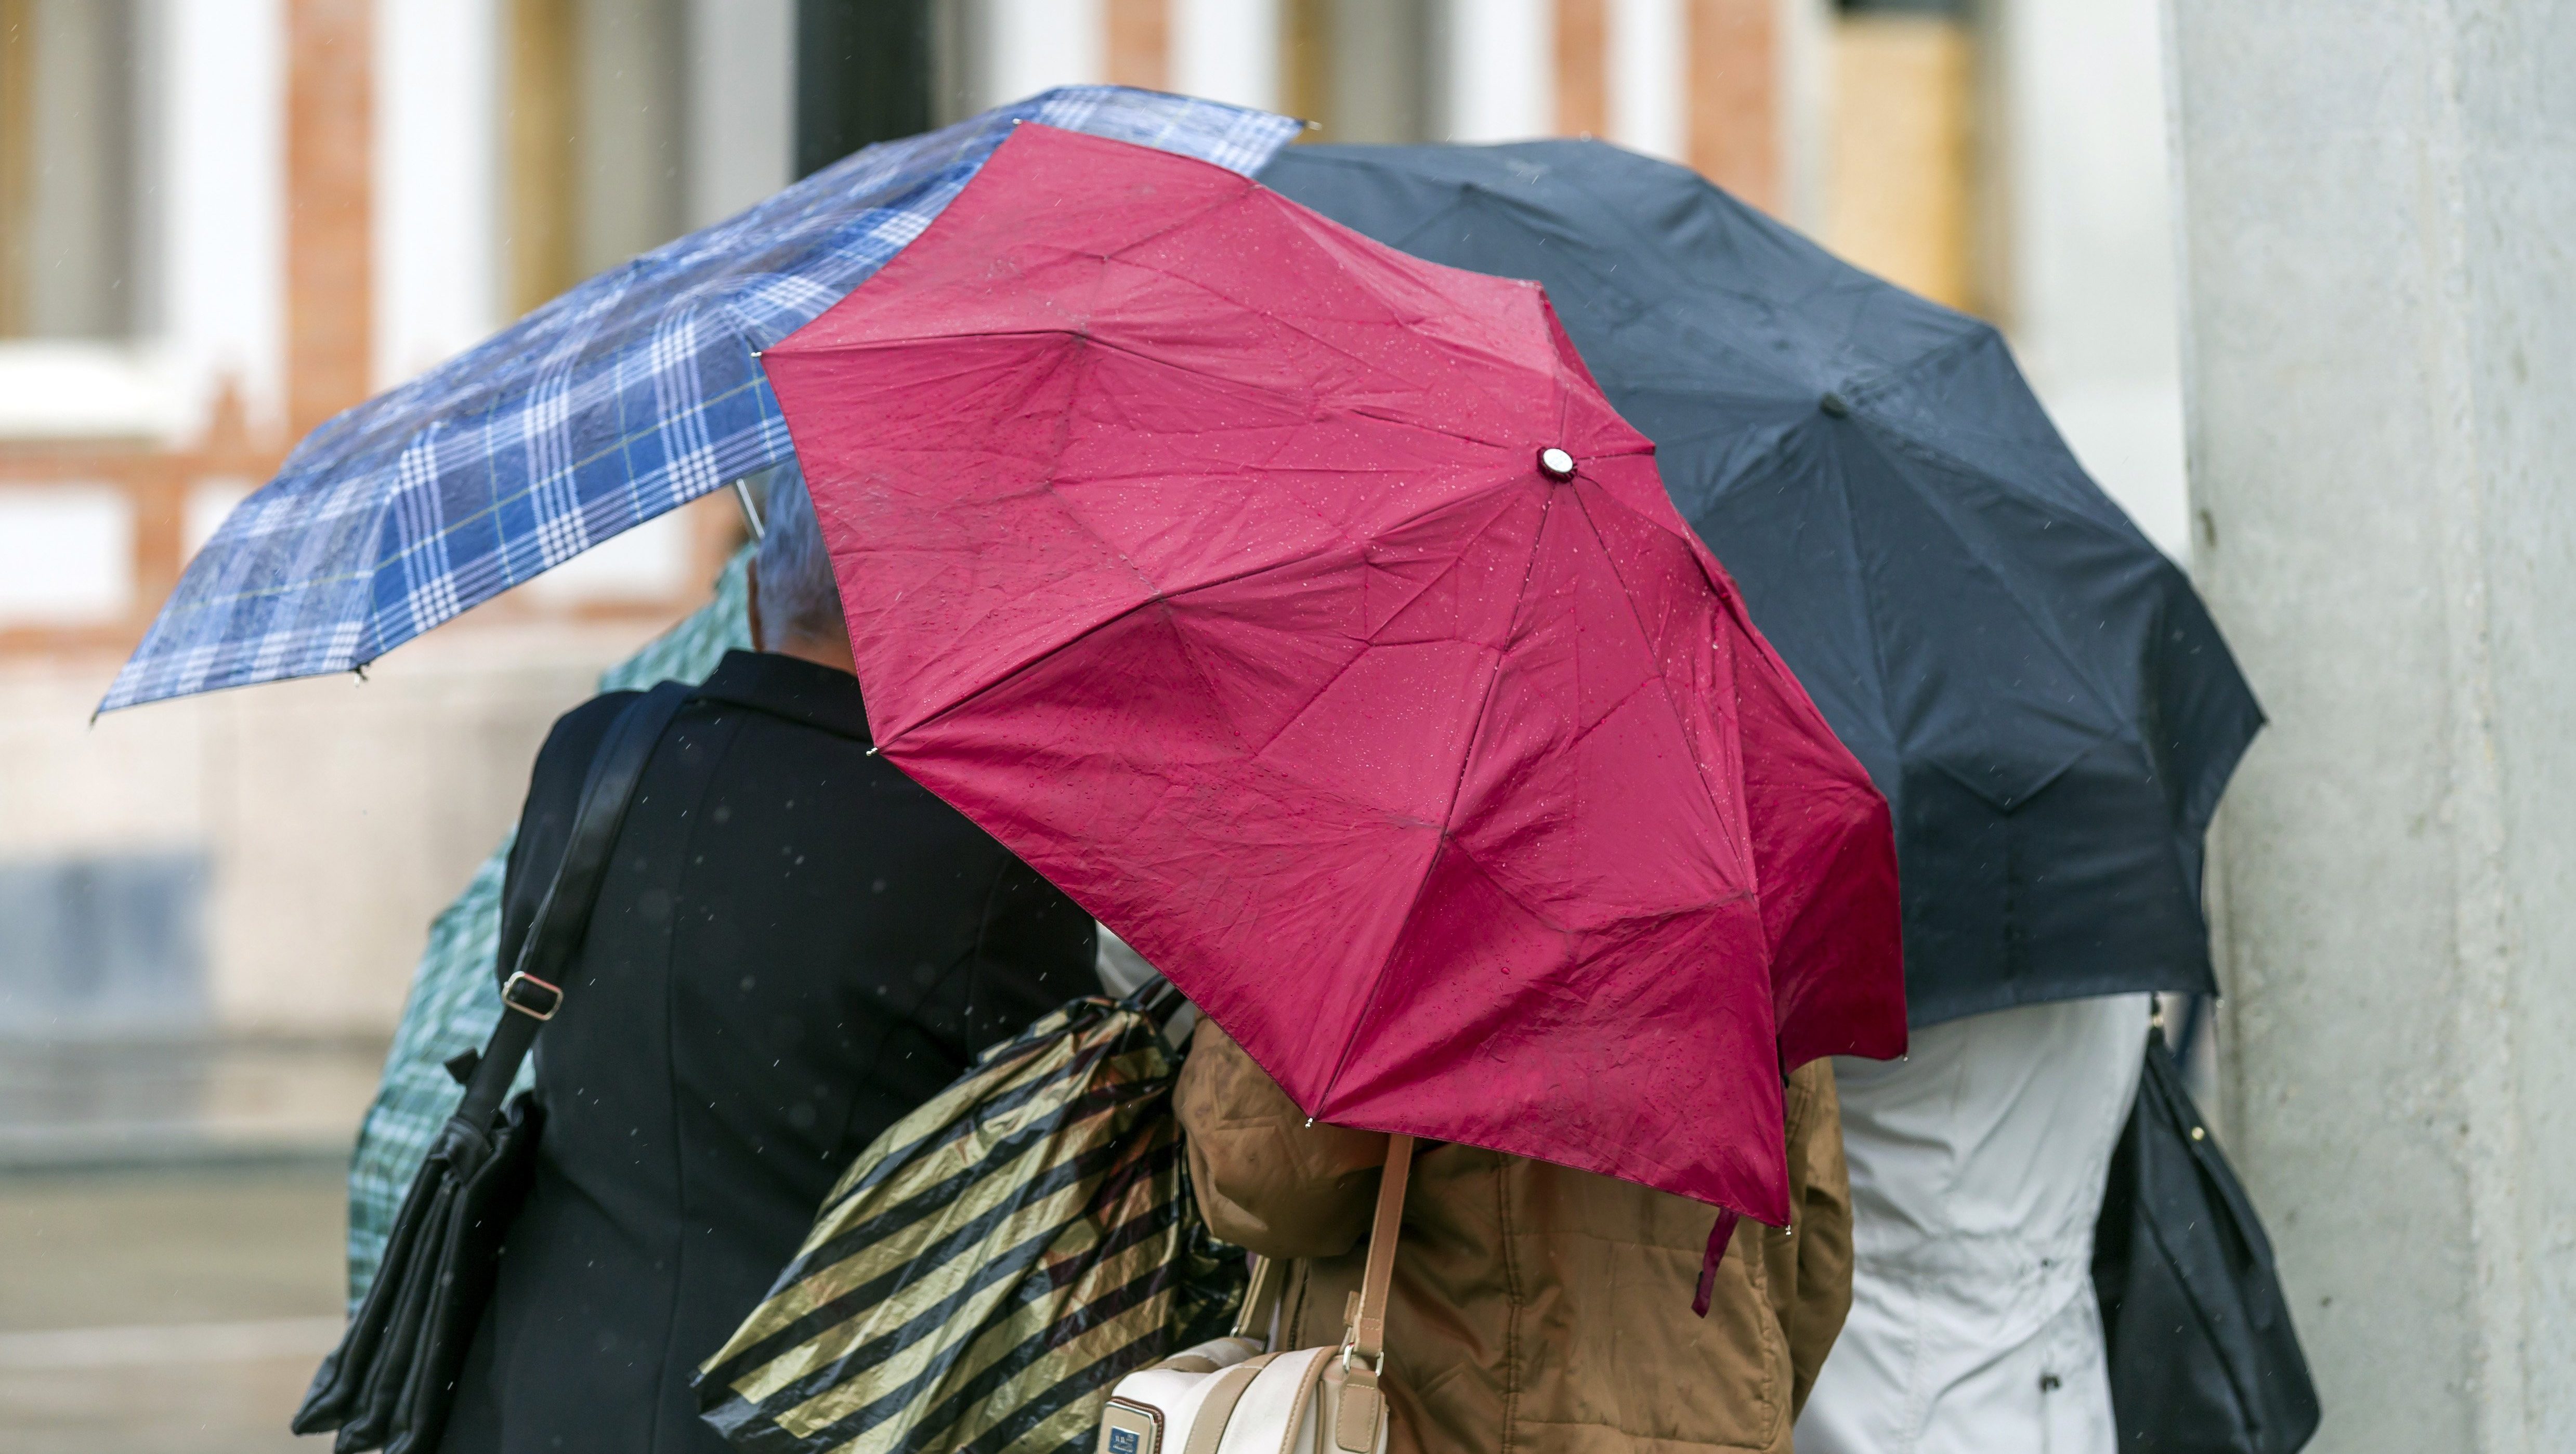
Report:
2167,4,2575,1450
1685,0,1781,212
284,0,373,439
1171,0,1280,113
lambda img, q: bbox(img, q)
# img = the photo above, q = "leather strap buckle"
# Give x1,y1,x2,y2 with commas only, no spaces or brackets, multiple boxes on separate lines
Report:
501,971,564,1021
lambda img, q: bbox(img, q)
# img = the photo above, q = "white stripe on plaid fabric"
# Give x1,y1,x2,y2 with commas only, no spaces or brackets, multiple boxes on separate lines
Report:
102,86,1300,713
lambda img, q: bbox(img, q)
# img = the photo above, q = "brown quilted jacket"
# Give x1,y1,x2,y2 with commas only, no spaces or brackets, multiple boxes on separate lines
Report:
1173,1020,1851,1454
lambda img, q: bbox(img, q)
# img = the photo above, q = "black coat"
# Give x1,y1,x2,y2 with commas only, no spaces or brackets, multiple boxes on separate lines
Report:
441,650,1096,1454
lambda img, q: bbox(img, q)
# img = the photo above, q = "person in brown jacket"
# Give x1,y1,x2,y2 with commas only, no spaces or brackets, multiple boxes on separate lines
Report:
1173,1019,1854,1454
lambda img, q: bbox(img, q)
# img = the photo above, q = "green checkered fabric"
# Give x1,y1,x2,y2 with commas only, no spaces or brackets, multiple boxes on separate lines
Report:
344,547,754,1304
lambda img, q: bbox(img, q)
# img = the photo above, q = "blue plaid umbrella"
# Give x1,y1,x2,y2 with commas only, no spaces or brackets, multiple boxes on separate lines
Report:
101,87,1300,713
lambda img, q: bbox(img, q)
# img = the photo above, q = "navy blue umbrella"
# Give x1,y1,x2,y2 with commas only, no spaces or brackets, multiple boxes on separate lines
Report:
1263,141,2260,1027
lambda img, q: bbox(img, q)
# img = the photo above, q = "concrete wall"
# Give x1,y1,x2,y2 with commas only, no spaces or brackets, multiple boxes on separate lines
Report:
2168,3,2575,1448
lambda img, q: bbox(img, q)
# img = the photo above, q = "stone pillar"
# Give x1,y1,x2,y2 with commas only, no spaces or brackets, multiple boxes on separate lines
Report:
1106,0,1170,91
1436,0,1551,142
2167,4,2576,1449
284,0,373,438
1171,0,1279,113
1685,0,1781,212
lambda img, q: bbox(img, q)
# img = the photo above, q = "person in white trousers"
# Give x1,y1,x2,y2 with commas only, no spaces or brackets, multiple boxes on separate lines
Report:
1795,991,2152,1454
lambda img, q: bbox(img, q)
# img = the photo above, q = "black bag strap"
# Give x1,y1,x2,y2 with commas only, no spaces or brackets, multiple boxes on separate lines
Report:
450,680,691,1131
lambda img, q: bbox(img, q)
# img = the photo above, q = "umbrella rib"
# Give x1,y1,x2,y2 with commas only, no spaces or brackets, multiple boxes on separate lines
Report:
1836,324,1992,411
1094,182,1261,269
1223,487,1537,771
1002,493,1551,839
352,152,1224,640
1112,247,1429,387
795,322,1542,463
1310,481,1560,1119
1416,169,1812,398
875,542,1385,772
872,334,1366,751
1065,337,1360,553
1841,422,2135,749
873,560,1274,751
879,472,1574,752
1566,483,1736,765
328,118,997,455
1539,162,1960,385
157,348,772,624
1563,480,1767,913
113,95,1313,709
1632,402,1902,776
1099,222,1558,440
1818,417,1906,778
1337,403,1568,457
386,371,774,594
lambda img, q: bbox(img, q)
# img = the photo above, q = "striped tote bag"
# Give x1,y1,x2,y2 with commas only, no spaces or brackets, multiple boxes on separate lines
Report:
695,988,1244,1454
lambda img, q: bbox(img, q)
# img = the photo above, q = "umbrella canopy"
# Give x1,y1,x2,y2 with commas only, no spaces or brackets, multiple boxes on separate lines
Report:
766,123,1903,1227
1261,141,2263,1027
100,88,1298,713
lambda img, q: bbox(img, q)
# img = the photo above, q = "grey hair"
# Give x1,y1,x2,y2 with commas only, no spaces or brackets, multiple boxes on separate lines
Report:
753,463,846,645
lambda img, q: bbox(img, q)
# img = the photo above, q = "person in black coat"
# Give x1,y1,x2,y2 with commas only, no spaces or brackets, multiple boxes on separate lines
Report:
440,468,1097,1453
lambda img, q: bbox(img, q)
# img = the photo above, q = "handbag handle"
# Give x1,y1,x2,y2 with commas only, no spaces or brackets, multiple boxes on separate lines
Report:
1232,1254,1282,1341
450,680,692,1132
1342,1134,1415,1372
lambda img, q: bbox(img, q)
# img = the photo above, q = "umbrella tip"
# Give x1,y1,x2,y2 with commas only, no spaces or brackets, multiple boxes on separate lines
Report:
1537,447,1575,481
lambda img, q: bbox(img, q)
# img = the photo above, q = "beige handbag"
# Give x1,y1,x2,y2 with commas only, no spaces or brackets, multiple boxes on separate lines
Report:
1096,1136,1415,1454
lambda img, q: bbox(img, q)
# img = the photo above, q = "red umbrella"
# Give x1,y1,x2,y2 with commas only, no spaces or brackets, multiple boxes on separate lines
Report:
766,124,1902,1246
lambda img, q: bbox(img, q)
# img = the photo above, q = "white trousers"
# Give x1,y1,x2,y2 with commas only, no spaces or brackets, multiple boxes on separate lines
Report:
1795,993,2151,1454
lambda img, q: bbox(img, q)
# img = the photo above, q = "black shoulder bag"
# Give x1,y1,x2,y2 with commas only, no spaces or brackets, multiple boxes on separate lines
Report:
2092,1019,2323,1453
295,680,691,1454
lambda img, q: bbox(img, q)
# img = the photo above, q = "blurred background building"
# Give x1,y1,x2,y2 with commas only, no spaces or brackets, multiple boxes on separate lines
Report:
0,3,2186,1448
0,0,2187,1051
